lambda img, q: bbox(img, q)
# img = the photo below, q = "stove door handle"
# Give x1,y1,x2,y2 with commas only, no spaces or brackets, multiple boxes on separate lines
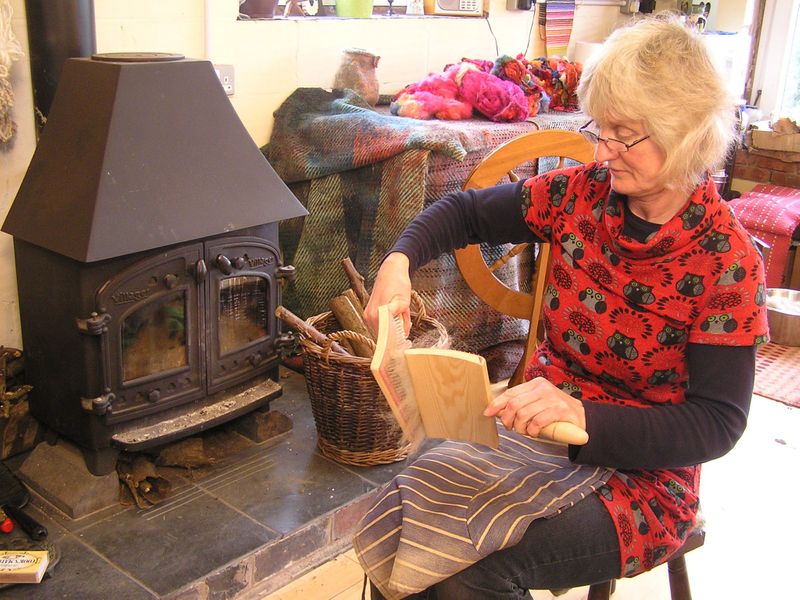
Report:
195,259,207,283
216,254,233,275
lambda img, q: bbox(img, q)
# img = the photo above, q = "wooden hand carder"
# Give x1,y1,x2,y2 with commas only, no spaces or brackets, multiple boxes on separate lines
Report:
371,304,588,447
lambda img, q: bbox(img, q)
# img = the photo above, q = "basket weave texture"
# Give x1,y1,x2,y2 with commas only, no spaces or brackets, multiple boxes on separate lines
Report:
299,302,447,466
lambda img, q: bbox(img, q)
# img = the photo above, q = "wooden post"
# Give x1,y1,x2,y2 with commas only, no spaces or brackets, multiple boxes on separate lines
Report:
275,306,351,355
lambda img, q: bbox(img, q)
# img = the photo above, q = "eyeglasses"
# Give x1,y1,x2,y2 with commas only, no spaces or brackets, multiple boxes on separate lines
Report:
578,120,650,153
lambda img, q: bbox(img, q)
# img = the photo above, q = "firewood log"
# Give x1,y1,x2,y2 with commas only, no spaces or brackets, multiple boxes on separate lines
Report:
329,295,374,358
275,306,351,355
340,257,370,308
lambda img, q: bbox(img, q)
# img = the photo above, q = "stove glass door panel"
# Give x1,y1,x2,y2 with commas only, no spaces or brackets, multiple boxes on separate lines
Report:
219,275,269,355
122,291,189,381
99,244,205,422
206,237,279,394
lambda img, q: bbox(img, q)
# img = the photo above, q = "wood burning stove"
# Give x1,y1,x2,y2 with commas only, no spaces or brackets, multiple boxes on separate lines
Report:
2,53,307,475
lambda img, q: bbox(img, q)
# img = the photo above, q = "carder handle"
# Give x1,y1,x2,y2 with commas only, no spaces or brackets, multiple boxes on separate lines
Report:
488,380,589,445
538,422,589,446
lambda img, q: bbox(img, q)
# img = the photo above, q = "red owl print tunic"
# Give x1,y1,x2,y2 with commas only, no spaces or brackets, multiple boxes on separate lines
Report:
520,163,769,576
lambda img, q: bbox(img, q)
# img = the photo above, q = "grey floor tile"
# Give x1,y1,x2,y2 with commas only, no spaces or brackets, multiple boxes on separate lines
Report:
200,438,373,534
0,535,157,600
77,487,276,596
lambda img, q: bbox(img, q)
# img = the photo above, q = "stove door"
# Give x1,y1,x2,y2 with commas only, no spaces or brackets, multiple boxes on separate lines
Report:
98,244,205,423
206,236,280,394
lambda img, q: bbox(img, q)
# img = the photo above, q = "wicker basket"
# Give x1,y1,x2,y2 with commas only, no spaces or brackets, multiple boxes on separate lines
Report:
299,296,448,466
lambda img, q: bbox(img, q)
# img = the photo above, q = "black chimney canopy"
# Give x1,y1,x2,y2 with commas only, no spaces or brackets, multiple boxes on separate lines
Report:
3,53,307,263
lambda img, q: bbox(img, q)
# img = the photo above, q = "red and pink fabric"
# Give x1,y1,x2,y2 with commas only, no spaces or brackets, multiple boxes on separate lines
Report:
729,184,800,288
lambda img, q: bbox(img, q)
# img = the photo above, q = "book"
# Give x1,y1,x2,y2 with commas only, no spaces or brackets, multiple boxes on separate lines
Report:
370,304,588,448
0,550,49,584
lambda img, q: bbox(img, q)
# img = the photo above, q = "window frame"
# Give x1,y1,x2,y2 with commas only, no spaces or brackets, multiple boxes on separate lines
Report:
751,0,800,117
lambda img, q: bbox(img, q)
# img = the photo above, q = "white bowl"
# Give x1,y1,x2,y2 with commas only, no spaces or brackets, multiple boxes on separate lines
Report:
766,288,800,346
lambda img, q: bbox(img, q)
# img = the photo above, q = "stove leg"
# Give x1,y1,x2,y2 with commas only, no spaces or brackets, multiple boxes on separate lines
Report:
81,446,120,476
44,427,59,445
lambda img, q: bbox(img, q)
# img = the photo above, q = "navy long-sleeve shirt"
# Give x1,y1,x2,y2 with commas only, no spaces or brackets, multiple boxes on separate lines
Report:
391,181,755,470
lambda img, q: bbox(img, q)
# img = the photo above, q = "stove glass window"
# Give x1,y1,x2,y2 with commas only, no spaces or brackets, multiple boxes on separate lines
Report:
121,292,188,382
219,276,268,355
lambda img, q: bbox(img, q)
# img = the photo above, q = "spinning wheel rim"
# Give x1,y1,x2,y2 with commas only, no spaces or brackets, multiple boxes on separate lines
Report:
454,129,595,317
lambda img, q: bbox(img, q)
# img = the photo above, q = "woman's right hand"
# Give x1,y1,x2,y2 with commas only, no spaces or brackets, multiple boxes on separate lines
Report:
364,252,413,337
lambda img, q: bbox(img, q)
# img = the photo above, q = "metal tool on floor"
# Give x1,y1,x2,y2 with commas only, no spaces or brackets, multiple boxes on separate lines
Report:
0,461,47,541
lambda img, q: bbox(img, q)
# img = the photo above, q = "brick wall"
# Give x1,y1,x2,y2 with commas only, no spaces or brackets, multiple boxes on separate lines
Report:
733,145,800,189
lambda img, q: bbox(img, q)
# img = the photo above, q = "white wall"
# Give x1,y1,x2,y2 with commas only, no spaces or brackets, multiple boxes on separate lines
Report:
1,0,34,347
93,0,625,145
0,0,632,347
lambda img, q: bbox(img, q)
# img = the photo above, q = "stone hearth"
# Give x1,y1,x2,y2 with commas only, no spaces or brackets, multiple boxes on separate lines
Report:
0,367,417,599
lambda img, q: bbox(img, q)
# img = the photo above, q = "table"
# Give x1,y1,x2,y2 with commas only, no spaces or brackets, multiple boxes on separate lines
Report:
265,88,585,377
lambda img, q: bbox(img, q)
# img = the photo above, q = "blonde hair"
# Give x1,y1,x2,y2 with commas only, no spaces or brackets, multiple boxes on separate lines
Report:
577,14,736,193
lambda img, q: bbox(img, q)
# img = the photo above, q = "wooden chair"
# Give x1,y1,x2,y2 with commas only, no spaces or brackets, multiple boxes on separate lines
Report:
587,529,705,600
454,129,705,599
454,129,594,387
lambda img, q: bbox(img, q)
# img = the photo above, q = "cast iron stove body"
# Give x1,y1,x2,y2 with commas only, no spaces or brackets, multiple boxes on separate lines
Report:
3,53,307,475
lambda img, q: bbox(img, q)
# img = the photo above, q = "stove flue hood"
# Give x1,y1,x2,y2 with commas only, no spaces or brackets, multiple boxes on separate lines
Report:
3,52,307,262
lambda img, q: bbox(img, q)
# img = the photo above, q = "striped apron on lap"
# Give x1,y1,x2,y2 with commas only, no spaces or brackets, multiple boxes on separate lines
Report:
354,432,613,599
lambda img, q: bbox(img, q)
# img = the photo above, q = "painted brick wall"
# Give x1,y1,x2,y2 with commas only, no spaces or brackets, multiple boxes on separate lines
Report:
733,146,800,189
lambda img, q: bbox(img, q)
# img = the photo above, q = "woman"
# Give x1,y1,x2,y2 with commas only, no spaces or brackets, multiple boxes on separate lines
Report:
357,15,769,599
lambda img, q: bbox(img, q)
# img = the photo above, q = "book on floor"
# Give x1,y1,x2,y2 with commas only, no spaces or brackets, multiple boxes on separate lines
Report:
0,550,49,584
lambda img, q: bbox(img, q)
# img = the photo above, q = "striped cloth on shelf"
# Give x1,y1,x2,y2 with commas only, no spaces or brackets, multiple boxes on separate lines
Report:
538,1,576,58
353,432,613,600
729,184,800,288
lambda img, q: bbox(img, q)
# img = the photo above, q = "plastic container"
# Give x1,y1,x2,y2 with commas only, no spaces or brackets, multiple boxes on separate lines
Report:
335,0,374,18
766,288,800,346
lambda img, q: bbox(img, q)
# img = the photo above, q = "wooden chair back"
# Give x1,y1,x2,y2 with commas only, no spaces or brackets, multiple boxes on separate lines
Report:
454,129,594,385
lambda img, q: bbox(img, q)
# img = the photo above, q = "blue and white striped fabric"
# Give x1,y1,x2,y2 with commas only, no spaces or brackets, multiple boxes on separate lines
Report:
354,432,613,599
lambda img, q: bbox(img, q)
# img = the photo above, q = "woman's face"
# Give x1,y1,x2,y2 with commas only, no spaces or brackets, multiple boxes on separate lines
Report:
592,119,668,201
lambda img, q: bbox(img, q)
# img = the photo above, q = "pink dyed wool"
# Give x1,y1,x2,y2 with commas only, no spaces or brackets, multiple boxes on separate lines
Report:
392,62,529,122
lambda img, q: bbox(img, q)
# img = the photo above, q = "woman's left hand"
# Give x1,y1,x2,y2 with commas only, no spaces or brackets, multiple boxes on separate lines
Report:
484,377,587,439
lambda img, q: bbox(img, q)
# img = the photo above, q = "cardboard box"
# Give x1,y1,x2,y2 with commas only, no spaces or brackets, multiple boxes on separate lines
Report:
750,120,800,153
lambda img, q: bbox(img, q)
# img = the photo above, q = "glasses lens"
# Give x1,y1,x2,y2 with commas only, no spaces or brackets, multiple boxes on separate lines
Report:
605,139,629,153
579,129,600,145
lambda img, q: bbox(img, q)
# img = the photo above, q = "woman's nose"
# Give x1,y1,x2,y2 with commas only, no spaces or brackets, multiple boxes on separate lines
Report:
594,139,619,162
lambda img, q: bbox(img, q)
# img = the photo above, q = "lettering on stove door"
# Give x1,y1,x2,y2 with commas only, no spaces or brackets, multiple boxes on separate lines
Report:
247,256,274,268
111,288,152,304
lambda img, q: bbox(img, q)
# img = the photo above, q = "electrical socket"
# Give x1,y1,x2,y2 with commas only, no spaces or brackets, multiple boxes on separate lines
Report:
214,64,235,96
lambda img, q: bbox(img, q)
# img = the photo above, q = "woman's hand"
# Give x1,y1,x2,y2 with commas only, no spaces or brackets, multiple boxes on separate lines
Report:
484,377,586,439
364,252,413,336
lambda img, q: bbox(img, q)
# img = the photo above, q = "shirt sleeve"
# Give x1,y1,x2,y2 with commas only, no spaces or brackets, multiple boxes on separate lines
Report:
390,181,537,273
569,342,755,470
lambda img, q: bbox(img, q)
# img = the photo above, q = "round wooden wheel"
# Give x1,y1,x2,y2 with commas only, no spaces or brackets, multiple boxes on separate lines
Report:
454,129,595,319
454,129,595,384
